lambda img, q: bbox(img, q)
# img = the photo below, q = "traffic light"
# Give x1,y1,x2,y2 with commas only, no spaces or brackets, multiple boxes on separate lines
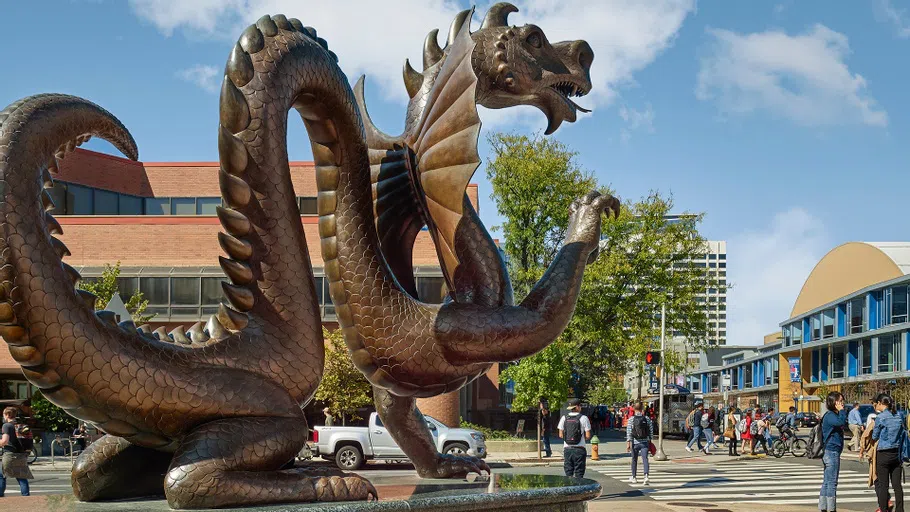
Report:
645,351,661,366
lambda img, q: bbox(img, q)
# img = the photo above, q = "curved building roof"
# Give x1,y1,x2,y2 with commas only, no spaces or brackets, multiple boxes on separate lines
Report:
790,242,910,318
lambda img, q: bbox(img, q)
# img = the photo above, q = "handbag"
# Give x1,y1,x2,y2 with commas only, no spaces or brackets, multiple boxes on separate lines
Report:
648,441,656,456
723,428,734,439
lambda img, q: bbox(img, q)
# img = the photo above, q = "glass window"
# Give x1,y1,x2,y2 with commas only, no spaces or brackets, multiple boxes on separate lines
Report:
145,198,169,215
66,184,93,214
849,297,864,334
119,194,143,215
743,365,752,389
893,286,908,324
831,344,846,379
773,358,779,384
719,262,726,268
878,334,901,373
822,309,835,339
171,197,195,215
171,277,200,305
416,277,448,304
139,277,169,305
94,189,118,214
790,323,802,345
197,198,221,215
323,278,333,305
860,338,873,375
783,325,791,346
117,277,138,300
709,254,717,260
314,277,324,305
811,315,821,341
299,197,318,215
201,278,225,305
47,182,67,215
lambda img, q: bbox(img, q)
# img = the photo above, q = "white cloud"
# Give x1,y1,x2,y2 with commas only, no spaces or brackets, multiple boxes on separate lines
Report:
726,208,829,346
129,0,694,129
176,64,221,93
696,25,888,127
875,0,910,38
618,103,655,142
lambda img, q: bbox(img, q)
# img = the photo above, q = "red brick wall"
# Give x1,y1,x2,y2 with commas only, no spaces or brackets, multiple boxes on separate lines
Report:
417,391,460,428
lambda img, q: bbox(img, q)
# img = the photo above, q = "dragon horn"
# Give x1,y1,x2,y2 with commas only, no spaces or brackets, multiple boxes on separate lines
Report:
403,59,423,98
481,2,518,30
447,9,473,47
423,29,443,69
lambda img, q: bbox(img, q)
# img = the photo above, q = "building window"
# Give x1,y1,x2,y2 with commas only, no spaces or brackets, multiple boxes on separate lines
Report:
811,314,821,341
119,194,143,215
822,309,835,339
743,365,752,389
117,277,139,300
848,297,865,334
783,325,792,346
878,334,901,373
171,277,200,305
0,379,32,400
197,198,221,215
860,338,873,375
145,198,169,215
299,197,318,215
893,286,908,324
94,189,119,215
831,344,846,379
139,277,169,305
772,358,779,384
171,197,195,215
66,184,94,214
416,277,448,304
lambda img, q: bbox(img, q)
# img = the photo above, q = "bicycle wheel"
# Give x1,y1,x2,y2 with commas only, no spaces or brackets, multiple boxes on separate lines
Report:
791,438,808,457
28,447,37,464
771,438,786,458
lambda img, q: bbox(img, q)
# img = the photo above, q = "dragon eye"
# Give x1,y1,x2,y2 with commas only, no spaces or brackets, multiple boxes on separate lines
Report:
526,32,542,49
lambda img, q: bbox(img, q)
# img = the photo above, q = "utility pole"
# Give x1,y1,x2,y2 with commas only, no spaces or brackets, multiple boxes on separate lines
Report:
655,303,668,461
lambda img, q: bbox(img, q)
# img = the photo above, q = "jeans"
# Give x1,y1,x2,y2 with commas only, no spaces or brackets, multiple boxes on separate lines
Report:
541,432,552,457
875,449,904,512
631,440,649,477
0,466,29,497
563,446,586,478
752,435,768,454
819,449,840,511
686,426,704,450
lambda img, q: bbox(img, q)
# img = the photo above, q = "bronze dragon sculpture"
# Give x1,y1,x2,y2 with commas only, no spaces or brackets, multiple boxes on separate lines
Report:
0,3,617,509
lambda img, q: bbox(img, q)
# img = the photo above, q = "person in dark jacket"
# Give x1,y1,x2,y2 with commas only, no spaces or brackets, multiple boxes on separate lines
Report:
872,394,904,512
819,392,847,512
539,400,553,458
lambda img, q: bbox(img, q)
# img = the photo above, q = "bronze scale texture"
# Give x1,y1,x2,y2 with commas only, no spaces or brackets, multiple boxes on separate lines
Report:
0,3,618,509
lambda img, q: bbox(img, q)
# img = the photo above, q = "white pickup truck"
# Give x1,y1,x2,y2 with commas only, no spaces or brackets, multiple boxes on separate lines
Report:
313,412,487,470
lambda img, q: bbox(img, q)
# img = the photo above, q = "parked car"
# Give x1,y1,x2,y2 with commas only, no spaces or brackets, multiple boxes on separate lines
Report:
796,412,819,428
313,412,486,470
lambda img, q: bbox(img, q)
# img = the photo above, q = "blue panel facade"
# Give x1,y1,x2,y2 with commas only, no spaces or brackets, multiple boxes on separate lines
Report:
869,292,880,330
738,366,744,389
837,304,846,337
804,318,811,343
848,340,858,377
820,347,829,381
811,349,819,383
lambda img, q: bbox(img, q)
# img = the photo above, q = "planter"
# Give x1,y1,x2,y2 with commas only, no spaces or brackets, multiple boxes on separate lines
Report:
485,440,538,453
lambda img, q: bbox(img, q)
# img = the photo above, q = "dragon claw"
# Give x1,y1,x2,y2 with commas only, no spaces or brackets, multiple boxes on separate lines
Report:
427,454,491,479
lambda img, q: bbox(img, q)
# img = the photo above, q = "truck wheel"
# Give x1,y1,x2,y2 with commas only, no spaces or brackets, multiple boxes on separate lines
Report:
335,445,363,470
444,442,469,456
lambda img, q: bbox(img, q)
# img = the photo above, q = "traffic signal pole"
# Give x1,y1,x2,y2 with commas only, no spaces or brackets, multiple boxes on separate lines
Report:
655,303,668,461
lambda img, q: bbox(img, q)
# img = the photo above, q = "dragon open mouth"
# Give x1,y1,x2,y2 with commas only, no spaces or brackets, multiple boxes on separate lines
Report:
550,80,591,113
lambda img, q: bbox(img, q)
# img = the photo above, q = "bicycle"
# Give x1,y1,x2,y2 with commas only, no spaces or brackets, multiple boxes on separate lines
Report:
771,427,807,458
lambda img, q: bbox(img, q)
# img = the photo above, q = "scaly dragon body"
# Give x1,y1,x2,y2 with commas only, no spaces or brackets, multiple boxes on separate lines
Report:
0,4,616,508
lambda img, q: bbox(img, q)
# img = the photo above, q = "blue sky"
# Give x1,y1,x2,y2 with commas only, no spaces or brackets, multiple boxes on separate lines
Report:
2,1,908,346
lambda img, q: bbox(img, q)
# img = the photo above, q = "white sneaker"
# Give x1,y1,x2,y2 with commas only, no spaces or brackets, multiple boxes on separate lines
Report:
643,476,650,486
685,447,693,453
627,476,637,484
703,448,711,455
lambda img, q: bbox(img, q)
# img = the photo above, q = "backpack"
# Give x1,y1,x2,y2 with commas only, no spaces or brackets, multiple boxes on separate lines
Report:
750,420,760,435
899,425,910,466
563,414,583,445
685,410,697,429
776,415,788,429
700,414,710,429
737,418,747,433
15,424,33,452
806,413,829,459
631,416,649,440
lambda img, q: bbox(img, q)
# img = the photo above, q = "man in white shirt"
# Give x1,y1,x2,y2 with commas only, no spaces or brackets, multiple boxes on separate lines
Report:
558,398,592,478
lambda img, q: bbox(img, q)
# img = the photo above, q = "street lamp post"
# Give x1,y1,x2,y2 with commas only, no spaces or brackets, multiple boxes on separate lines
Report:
655,303,668,461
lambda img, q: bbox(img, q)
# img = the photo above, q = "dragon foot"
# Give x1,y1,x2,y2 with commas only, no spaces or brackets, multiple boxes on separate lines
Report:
416,453,491,479
72,435,173,501
164,417,377,509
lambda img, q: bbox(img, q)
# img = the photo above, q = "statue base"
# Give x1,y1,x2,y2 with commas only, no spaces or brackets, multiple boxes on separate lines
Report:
26,472,600,511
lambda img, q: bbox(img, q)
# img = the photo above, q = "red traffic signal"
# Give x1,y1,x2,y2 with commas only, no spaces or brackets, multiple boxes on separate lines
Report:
645,351,661,365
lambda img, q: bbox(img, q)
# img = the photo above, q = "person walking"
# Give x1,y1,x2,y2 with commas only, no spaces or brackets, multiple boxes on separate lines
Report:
725,407,742,456
626,403,654,485
540,401,553,458
323,407,334,426
752,410,769,455
707,406,721,450
872,394,904,512
685,403,706,453
818,392,847,512
558,399,592,478
0,407,32,497
848,402,863,452
741,409,753,455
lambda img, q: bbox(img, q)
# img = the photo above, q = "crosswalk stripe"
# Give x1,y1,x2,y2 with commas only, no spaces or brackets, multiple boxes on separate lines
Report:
651,489,876,501
627,478,869,489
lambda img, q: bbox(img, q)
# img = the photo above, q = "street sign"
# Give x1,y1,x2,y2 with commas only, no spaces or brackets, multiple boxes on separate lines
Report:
663,384,679,395
515,419,525,436
721,374,731,388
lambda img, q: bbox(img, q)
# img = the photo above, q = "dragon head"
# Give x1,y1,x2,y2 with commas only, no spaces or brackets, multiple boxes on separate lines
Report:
419,3,594,135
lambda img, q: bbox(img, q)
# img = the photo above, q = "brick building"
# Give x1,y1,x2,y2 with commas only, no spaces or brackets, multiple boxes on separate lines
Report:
0,148,507,426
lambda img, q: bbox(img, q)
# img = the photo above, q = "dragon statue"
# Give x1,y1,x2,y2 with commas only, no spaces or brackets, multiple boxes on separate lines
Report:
0,3,617,509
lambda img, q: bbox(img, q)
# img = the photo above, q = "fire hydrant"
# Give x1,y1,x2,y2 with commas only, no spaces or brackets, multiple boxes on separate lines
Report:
590,435,600,460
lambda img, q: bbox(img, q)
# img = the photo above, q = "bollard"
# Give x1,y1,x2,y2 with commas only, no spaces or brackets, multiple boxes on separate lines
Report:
590,435,600,460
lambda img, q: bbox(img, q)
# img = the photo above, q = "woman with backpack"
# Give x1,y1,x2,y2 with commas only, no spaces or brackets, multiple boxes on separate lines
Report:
871,394,904,512
741,409,753,455
751,409,769,455
818,391,847,512
626,402,653,485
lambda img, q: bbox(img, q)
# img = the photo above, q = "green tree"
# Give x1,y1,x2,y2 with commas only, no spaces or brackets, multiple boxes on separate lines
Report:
77,262,154,324
30,390,78,432
500,340,573,411
585,379,628,406
314,327,373,425
486,132,725,410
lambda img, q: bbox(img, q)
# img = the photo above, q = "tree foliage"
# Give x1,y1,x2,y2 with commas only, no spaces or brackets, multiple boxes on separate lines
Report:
30,390,78,432
486,132,725,410
585,380,629,406
315,327,373,424
77,262,154,324
500,340,573,411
